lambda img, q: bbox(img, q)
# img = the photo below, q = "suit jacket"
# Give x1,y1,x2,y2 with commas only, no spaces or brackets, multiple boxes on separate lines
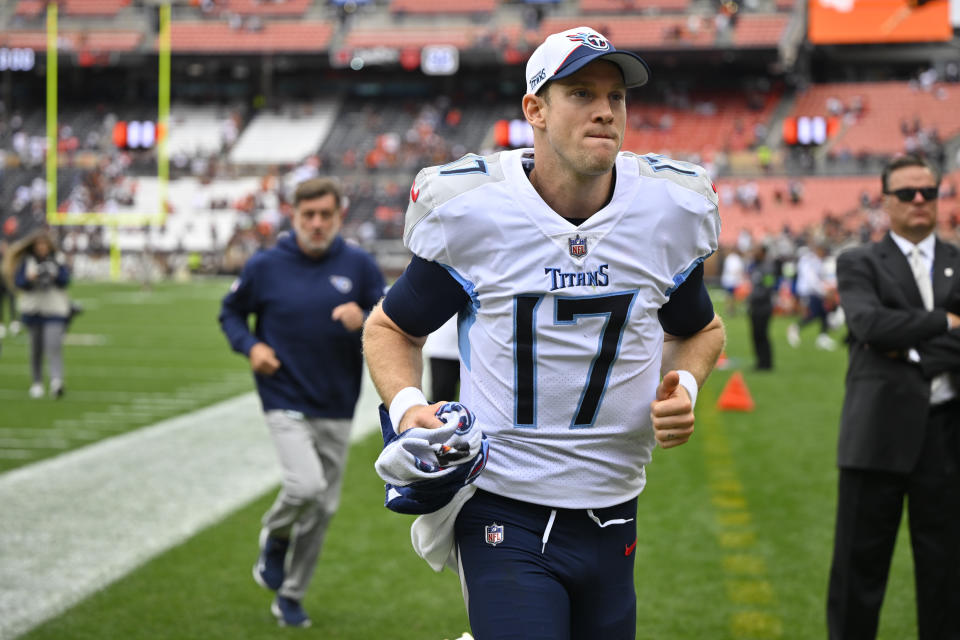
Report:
836,233,960,472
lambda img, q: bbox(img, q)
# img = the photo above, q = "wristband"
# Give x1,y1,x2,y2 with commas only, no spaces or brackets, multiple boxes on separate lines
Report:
388,386,428,433
676,370,699,408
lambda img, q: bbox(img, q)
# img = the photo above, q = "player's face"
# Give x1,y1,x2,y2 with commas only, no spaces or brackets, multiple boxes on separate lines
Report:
541,61,626,176
884,165,938,243
293,193,343,257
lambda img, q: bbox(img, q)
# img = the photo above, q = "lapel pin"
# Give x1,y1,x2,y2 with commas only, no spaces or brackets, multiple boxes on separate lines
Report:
946,268,954,277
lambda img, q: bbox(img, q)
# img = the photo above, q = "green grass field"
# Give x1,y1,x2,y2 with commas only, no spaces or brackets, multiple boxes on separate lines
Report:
2,283,920,639
0,279,252,473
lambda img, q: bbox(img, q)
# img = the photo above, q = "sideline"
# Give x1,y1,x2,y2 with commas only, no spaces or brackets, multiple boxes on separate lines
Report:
0,386,381,640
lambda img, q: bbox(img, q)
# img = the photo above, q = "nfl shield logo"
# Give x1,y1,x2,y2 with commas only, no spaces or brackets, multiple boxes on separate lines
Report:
569,234,587,258
485,523,504,546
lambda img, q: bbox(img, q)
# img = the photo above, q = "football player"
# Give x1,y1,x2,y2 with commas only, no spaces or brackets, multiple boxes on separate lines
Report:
364,27,725,639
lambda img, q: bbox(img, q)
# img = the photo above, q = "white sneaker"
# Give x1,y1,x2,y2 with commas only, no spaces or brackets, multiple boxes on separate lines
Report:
50,378,64,398
816,333,837,351
787,323,801,348
9,320,21,336
29,383,44,399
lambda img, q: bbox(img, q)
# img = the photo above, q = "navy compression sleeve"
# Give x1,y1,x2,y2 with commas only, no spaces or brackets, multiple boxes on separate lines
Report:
658,263,715,336
382,256,470,337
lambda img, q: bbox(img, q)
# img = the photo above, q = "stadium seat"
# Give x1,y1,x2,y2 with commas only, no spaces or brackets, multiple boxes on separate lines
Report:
61,0,129,16
2,30,143,52
390,0,497,16
168,20,333,52
229,101,339,165
788,82,960,157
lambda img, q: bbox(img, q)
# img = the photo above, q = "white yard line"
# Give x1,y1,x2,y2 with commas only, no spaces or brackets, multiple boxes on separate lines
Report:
0,383,381,640
0,449,37,460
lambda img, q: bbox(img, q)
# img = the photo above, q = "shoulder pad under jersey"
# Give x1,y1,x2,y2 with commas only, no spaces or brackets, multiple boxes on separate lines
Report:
624,152,719,208
404,152,507,245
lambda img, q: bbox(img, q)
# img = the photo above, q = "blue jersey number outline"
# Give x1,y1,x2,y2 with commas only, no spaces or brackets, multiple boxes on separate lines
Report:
439,155,488,176
514,291,637,428
642,154,698,177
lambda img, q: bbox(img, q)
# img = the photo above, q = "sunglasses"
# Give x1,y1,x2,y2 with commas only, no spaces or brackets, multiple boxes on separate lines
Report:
885,187,939,203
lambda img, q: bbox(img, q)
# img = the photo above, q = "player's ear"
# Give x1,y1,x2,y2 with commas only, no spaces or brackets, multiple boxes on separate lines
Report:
522,93,547,131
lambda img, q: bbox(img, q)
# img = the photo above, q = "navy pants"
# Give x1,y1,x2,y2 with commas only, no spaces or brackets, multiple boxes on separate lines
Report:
455,489,638,640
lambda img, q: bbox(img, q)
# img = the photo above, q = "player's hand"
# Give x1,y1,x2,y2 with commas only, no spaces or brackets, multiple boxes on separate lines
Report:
332,302,365,332
249,342,281,376
396,401,447,434
651,370,695,449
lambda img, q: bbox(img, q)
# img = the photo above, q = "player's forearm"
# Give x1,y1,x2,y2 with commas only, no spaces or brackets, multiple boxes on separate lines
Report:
662,314,726,388
362,303,428,407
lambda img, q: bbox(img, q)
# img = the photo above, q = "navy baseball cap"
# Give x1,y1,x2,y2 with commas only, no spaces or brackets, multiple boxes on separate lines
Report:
525,26,650,96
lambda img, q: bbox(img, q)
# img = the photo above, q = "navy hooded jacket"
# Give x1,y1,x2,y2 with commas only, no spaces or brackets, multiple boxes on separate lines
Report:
219,232,386,418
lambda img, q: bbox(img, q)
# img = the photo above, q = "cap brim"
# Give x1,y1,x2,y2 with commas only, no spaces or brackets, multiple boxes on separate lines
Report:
553,50,650,89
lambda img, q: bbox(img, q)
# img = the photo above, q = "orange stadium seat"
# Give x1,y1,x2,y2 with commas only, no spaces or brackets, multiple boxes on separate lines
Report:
61,0,129,16
623,88,782,157
788,82,960,157
214,0,312,16
714,175,879,245
13,0,45,18
391,0,497,15
168,21,333,52
577,0,692,13
715,171,960,247
733,14,789,47
344,23,524,49
540,15,717,48
1,30,142,51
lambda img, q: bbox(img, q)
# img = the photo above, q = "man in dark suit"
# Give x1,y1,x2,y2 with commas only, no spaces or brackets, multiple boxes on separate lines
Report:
828,154,960,639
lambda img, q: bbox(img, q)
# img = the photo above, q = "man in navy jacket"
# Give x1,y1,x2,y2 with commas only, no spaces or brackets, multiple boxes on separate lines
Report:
219,177,385,628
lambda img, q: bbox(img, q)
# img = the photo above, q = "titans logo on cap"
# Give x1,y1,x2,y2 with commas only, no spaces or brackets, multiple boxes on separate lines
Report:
566,31,610,51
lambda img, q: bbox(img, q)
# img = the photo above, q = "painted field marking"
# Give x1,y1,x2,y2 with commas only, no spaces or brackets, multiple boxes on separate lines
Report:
0,450,37,460
0,437,72,450
62,334,108,346
0,382,381,640
700,408,784,639
0,362,248,379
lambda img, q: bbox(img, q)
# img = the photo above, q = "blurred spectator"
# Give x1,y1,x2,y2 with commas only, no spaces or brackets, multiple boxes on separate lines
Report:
2,230,73,398
747,244,779,371
0,239,19,340
787,241,837,350
720,247,746,316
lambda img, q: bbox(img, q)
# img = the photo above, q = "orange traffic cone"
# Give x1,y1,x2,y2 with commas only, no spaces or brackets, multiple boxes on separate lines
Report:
716,350,730,370
716,371,755,412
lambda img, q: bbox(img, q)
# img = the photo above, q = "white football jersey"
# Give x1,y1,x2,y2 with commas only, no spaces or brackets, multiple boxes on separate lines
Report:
404,148,720,509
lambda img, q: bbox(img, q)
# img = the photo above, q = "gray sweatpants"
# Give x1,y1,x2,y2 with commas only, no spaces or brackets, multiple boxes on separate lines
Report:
28,322,66,385
262,410,353,601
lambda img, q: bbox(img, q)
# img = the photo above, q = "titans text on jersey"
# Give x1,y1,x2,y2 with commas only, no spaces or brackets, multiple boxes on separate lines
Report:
544,264,609,291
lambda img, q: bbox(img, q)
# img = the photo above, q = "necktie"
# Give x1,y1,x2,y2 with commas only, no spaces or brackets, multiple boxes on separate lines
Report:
909,246,933,310
909,246,956,403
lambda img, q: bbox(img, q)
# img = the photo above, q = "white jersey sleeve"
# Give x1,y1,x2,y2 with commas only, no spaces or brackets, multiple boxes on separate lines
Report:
629,152,721,294
404,153,507,266
401,149,720,509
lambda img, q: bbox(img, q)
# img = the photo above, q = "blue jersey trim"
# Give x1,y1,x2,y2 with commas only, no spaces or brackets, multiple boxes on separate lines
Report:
439,263,479,371
665,252,712,297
